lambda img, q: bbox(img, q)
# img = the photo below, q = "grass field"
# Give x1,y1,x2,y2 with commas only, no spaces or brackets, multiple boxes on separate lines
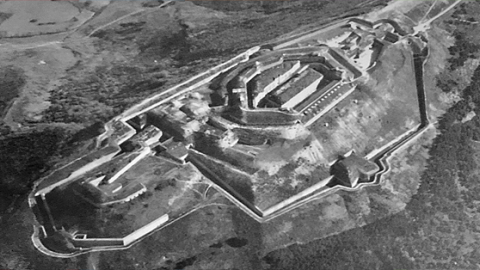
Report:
93,157,209,237
0,1,80,37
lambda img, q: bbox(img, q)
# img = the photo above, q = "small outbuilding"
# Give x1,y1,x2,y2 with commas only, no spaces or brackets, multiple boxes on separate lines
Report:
330,152,379,188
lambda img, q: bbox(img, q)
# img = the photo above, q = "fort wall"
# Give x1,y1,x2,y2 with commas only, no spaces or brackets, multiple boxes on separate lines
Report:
228,107,302,126
35,147,120,196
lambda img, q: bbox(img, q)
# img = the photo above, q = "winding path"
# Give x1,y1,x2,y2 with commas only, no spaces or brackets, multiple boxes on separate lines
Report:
86,0,174,38
414,0,463,34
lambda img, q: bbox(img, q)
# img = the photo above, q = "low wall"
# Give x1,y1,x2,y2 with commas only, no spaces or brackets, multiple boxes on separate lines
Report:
35,149,119,196
327,48,363,79
187,149,263,217
124,214,169,245
230,108,301,126
71,238,125,248
67,214,169,249
262,176,332,216
107,147,151,184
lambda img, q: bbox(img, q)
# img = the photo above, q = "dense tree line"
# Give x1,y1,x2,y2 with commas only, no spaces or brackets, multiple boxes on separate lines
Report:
437,3,480,93
446,30,479,71
0,128,67,197
0,66,25,114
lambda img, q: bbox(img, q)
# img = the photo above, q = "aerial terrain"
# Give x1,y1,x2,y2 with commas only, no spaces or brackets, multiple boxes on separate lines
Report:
2,0,480,269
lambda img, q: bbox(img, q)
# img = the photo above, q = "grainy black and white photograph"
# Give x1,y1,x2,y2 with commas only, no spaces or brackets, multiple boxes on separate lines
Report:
0,0,478,269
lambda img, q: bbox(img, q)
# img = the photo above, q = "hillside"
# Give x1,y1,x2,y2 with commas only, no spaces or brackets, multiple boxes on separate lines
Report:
3,0,476,270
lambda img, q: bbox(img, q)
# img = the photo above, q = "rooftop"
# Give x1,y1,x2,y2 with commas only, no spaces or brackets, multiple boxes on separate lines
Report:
253,61,300,92
331,153,379,187
276,68,323,104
